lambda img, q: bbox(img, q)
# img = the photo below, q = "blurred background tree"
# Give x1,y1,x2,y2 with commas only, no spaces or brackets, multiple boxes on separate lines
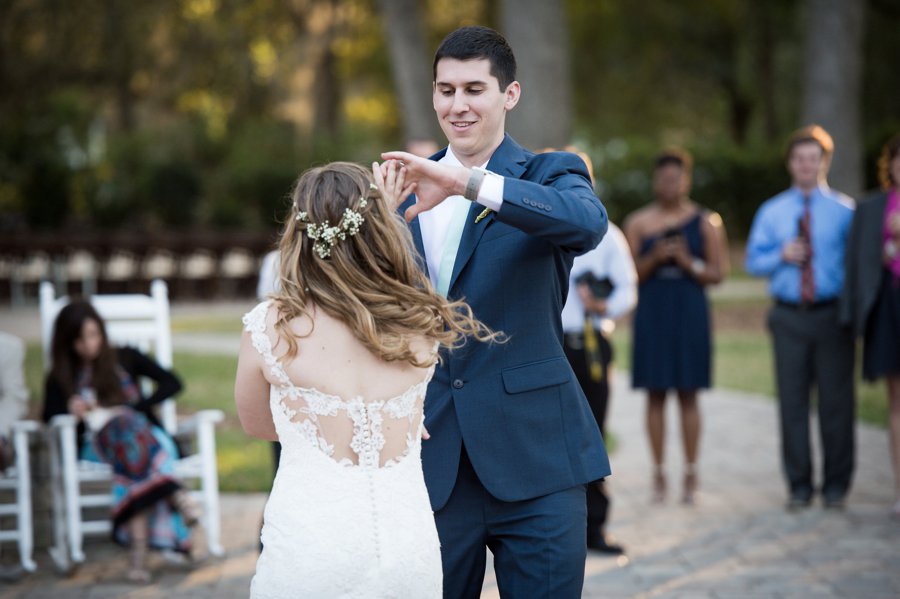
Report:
1,0,897,237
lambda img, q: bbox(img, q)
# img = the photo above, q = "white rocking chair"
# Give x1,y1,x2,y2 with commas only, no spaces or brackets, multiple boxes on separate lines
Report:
39,279,225,572
0,419,40,572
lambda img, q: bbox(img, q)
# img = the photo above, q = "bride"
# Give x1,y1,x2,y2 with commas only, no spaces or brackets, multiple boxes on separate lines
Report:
234,161,497,597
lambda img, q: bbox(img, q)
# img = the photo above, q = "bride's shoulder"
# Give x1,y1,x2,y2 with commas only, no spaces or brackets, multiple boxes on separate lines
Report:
242,301,270,331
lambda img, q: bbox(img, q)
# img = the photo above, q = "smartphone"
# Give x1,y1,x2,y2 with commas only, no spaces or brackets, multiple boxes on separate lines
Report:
80,387,97,409
662,227,681,239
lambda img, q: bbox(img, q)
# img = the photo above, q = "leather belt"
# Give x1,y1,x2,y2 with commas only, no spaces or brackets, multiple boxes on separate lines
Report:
775,299,837,311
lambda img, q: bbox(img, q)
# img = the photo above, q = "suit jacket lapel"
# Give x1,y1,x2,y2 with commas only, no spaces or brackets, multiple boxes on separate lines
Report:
447,135,528,294
399,197,429,279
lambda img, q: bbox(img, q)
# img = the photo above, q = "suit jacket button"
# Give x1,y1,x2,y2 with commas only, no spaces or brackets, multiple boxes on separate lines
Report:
452,379,464,389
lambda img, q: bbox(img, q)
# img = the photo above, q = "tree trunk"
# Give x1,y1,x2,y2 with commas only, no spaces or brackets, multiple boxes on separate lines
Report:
753,0,779,141
312,43,340,144
500,0,571,150
104,0,136,131
376,0,437,144
800,0,866,196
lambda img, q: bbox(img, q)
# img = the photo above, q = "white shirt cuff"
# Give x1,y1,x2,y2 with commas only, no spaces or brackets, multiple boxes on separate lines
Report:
475,171,504,212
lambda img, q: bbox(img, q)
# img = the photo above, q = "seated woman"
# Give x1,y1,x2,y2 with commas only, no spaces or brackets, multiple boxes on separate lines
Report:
42,300,197,583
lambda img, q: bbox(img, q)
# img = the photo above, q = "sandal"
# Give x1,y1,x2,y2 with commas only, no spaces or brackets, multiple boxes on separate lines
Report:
652,468,666,504
126,568,151,584
172,491,201,527
683,464,698,505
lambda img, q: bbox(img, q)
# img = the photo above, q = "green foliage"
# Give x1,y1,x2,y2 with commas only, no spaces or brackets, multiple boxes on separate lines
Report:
22,159,70,229
146,162,202,227
218,120,302,229
1,0,898,234
594,139,787,237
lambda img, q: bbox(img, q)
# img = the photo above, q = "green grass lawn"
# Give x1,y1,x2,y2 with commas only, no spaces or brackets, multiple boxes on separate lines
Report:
24,315,888,493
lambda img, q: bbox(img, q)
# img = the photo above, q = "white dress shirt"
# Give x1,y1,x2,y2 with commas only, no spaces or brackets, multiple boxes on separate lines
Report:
561,222,637,335
0,332,28,437
418,146,504,289
256,250,280,300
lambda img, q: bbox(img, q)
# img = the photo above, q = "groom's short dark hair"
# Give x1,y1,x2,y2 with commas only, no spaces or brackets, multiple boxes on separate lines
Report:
433,26,517,90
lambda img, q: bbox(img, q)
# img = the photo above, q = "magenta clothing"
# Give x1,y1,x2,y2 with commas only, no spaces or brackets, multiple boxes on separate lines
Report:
885,188,900,279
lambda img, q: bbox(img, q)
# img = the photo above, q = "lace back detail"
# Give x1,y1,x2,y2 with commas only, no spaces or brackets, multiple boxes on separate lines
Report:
242,301,435,469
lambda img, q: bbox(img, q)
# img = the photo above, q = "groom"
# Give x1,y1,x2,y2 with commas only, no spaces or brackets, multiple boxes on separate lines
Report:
382,26,610,597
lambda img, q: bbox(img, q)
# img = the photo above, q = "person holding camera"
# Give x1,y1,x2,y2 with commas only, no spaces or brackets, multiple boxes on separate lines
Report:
624,148,729,505
562,220,637,553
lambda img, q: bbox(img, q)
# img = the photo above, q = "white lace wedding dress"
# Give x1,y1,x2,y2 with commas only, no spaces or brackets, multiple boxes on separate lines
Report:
243,302,443,598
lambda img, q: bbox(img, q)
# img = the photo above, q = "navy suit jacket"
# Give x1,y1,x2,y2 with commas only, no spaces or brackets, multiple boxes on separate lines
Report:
401,135,612,511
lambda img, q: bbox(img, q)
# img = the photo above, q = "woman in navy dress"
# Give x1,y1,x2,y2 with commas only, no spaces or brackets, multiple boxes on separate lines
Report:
624,148,729,505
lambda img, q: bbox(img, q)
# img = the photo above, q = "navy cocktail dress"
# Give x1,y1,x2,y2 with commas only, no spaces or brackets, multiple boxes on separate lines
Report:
632,213,711,391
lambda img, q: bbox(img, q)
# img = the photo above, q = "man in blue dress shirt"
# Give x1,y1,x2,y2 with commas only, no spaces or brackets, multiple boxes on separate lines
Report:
746,124,856,510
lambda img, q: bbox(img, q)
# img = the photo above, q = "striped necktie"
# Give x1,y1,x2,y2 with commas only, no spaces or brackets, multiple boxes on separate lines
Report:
799,194,815,303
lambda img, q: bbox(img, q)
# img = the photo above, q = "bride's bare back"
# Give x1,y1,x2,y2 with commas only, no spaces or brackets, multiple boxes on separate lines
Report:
236,302,437,468
272,304,435,404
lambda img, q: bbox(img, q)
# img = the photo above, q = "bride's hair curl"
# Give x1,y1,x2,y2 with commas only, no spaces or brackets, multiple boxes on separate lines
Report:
273,161,501,367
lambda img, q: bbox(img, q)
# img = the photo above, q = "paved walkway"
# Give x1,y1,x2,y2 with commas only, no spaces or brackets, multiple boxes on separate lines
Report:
4,381,897,597
2,298,899,597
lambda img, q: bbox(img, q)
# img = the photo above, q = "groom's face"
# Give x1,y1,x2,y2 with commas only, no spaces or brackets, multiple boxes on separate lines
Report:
433,58,519,166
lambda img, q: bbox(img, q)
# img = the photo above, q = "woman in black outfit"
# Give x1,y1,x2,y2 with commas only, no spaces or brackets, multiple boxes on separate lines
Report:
42,300,197,582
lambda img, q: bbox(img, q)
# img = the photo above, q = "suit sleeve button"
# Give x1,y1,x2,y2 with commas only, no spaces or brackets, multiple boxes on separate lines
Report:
452,379,464,389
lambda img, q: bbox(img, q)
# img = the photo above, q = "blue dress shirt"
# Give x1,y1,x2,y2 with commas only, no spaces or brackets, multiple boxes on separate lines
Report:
745,184,855,303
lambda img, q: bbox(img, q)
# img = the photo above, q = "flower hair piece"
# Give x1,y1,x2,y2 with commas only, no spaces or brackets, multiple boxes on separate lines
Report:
295,191,371,259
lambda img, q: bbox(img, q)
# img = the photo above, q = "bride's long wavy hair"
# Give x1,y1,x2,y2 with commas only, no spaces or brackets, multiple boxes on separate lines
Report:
272,161,500,368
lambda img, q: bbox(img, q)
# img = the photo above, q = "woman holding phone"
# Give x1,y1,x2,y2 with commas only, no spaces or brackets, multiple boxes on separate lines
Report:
624,148,729,505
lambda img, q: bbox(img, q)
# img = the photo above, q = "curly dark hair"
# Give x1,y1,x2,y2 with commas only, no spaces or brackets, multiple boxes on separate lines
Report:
654,147,694,177
877,133,900,190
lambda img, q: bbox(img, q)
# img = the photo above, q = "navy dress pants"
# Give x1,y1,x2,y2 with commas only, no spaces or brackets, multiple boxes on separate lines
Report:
434,447,587,598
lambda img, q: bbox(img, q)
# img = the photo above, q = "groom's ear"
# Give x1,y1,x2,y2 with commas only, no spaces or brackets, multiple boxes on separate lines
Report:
504,81,521,111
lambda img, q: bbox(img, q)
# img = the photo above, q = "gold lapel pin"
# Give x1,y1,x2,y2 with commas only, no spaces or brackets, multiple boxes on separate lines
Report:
475,208,492,224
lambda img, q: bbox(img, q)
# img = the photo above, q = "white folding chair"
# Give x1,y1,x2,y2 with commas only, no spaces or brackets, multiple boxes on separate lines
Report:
39,279,225,572
0,420,40,572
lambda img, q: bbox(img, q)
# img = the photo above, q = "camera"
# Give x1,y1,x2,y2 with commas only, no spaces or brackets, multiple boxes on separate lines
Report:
575,272,614,298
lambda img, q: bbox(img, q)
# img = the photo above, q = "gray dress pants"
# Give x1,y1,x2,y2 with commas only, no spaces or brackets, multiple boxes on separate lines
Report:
768,302,855,500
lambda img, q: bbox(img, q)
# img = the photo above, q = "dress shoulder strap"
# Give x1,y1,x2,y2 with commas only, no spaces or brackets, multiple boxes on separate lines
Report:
242,301,292,387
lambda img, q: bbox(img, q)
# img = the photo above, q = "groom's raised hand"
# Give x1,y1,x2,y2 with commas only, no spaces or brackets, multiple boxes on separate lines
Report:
380,151,469,223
